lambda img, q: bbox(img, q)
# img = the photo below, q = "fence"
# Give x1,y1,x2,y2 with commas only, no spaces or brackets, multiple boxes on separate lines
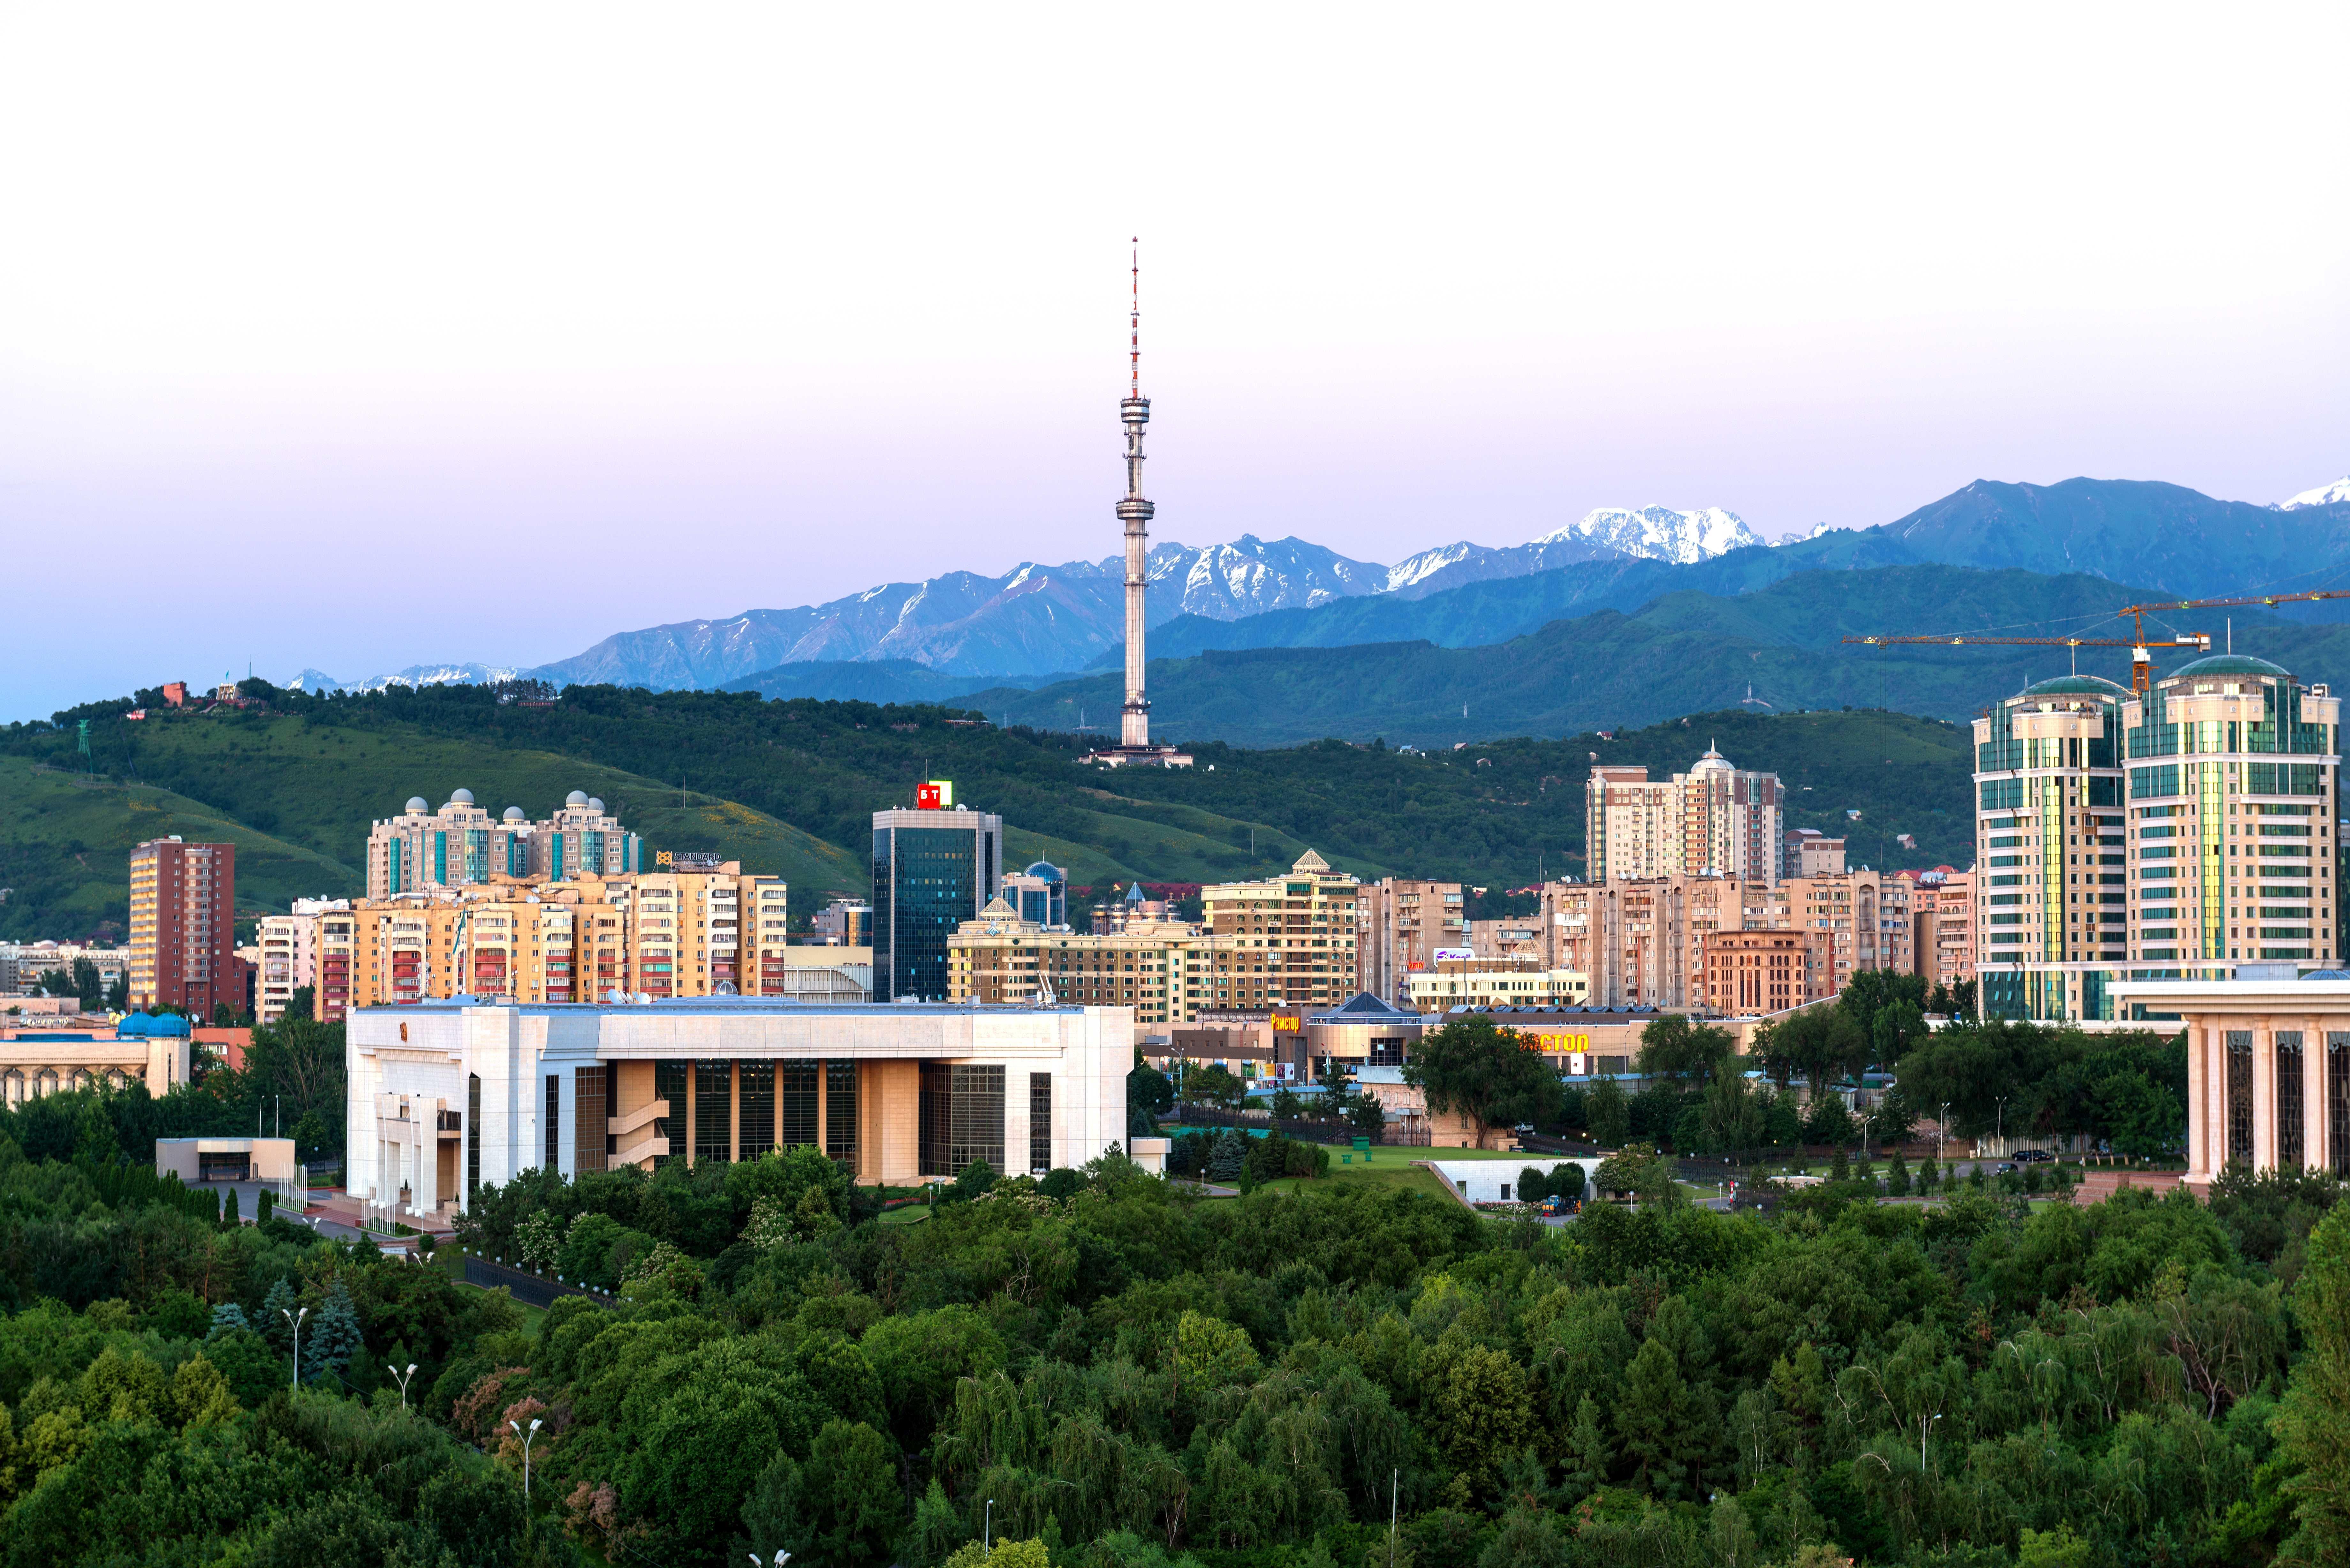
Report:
1163,1108,1431,1147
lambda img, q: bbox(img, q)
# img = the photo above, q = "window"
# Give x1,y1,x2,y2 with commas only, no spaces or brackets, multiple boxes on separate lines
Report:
2330,1033,2350,1177
827,1060,859,1162
2226,1032,2253,1167
2279,1032,2306,1171
576,1065,608,1175
544,1075,559,1172
778,1059,818,1149
920,1063,1004,1177
1030,1073,1052,1173
695,1059,734,1164
739,1059,776,1158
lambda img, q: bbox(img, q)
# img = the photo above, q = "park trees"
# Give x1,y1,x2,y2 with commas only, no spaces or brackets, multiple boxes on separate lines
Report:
1404,1015,1566,1147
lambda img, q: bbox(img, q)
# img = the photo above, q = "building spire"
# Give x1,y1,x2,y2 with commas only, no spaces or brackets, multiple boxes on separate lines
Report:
1130,236,1141,401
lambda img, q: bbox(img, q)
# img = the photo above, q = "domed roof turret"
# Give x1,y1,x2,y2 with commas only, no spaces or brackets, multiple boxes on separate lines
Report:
1688,741,1734,773
449,788,475,805
405,796,428,813
503,806,526,822
2167,653,2292,681
566,790,589,807
587,797,604,813
2020,674,2130,697
1023,861,1065,882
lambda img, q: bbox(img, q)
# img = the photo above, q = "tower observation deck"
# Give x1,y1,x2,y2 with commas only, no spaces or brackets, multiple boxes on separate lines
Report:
1087,241,1192,770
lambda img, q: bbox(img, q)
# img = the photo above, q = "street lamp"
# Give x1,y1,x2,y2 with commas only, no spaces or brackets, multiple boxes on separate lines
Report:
985,1498,995,1547
509,1416,543,1501
1923,1412,1943,1467
389,1362,418,1408
282,1306,307,1391
749,1554,790,1567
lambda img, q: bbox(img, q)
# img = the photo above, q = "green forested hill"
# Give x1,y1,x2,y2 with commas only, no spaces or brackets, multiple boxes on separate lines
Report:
979,563,2350,748
3,685,1974,936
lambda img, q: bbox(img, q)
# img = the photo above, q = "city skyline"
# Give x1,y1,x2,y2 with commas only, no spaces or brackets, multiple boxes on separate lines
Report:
4,8,2347,718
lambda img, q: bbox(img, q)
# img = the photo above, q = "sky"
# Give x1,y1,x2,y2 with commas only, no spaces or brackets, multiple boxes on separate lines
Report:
3,4,2347,719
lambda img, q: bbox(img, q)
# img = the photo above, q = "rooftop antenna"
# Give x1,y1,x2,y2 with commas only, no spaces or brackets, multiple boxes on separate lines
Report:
1130,236,1141,402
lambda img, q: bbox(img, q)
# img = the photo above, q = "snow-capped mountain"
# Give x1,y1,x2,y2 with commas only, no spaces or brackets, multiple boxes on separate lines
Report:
1534,505,1764,564
2276,478,2350,511
1771,521,1852,546
289,662,527,694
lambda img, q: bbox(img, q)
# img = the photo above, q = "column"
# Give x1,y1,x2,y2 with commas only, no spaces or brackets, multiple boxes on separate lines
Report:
815,1063,828,1156
2186,1025,2211,1183
730,1060,742,1164
684,1060,696,1169
2307,1015,2329,1175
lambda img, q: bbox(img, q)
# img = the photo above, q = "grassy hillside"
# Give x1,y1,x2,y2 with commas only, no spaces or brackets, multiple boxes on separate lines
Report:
4,687,1977,937
0,755,361,941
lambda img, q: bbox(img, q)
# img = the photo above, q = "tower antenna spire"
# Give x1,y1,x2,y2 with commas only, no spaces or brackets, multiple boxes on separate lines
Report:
1130,237,1141,400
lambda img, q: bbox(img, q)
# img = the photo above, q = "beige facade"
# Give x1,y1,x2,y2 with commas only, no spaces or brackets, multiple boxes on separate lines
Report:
1780,870,1911,991
1542,874,1773,1011
0,1021,191,1104
1200,852,1362,1010
2,942,129,997
1355,878,1466,1007
1903,869,1975,993
1787,830,1847,877
348,867,789,1008
1408,960,1588,1010
1703,928,1832,1015
949,899,1231,1027
1587,748,1784,885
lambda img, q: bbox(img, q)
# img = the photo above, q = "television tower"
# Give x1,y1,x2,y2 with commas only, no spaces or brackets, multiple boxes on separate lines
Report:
1118,239,1153,749
1090,240,1192,768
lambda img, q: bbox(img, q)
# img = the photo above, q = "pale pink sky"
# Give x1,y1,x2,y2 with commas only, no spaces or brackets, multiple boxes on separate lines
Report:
3,4,2347,717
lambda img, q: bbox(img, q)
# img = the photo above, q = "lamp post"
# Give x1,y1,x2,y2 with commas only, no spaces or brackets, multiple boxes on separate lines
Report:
1938,1101,1949,1171
985,1498,995,1547
282,1306,307,1390
509,1416,542,1501
389,1362,418,1408
1923,1412,1943,1468
748,1554,790,1567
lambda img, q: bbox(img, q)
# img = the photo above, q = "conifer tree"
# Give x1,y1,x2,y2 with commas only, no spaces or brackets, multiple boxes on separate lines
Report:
305,1278,362,1386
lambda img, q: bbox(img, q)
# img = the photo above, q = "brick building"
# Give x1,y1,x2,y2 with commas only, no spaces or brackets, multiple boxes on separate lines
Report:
127,838,239,1016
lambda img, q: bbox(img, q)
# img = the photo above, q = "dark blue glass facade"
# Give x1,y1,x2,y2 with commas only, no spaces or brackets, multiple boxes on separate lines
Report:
873,815,1000,1001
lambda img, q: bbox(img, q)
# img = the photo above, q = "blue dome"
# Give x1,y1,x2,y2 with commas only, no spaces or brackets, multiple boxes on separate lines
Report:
118,1012,191,1038
1023,861,1065,882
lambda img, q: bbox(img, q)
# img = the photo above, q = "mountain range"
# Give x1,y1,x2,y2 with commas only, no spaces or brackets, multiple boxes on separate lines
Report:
285,474,2350,716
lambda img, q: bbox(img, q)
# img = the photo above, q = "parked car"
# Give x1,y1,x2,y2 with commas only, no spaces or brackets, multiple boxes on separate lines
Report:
2013,1148,2055,1163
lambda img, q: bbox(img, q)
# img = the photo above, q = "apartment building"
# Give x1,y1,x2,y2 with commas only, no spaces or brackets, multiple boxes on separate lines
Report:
1587,747,1783,884
127,838,239,1015
345,867,790,1007
1541,874,1773,1011
367,790,642,901
1466,916,1546,964
947,901,1220,1027
1780,869,1910,991
255,899,354,1023
1786,830,1847,877
1702,928,1833,1015
2123,653,2339,970
1902,868,1975,995
2,942,130,998
1356,878,1465,1007
1200,852,1361,1009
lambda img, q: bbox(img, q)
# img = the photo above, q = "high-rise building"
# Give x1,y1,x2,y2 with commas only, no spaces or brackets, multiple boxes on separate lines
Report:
1587,748,1783,883
127,838,238,1016
949,899,1219,1028
1355,879,1466,1007
1970,675,2131,1020
1087,245,1192,769
1199,852,1361,1009
1780,869,1910,991
1543,874,1773,1011
2123,654,2339,971
367,789,641,900
256,898,353,1023
873,803,1004,1001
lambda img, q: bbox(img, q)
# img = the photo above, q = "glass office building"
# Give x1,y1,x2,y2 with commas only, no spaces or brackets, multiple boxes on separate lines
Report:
872,806,1004,1001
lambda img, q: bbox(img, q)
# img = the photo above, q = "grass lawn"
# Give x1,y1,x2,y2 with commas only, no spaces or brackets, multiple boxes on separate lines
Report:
1253,1145,1548,1202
